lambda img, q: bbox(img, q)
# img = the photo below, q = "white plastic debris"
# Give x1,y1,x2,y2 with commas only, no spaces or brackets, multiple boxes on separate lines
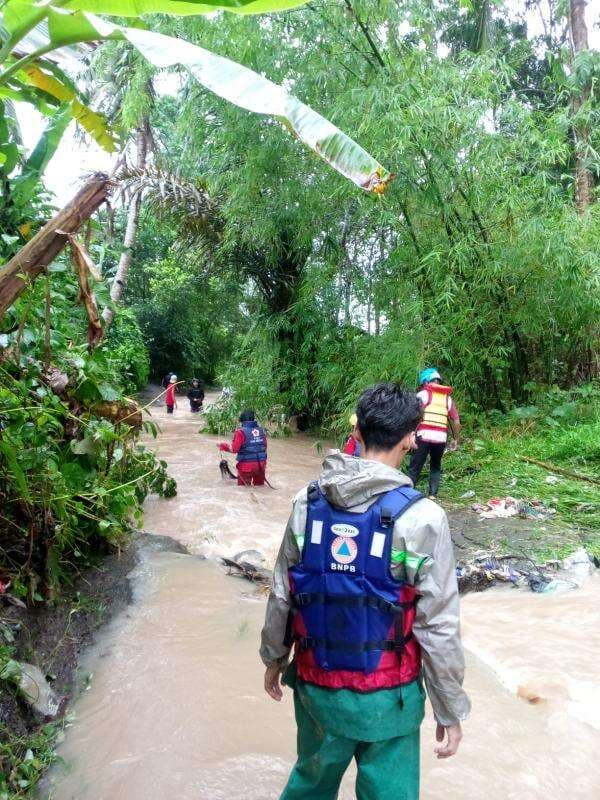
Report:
16,663,61,718
562,548,594,574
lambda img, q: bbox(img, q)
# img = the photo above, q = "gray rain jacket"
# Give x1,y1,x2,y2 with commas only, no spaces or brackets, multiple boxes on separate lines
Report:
259,452,471,727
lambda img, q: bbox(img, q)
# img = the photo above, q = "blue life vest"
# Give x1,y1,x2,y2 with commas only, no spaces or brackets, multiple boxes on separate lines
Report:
237,421,267,463
289,482,422,675
354,441,362,457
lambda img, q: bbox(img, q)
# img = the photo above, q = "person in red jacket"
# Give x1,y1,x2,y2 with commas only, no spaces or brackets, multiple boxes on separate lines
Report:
343,413,362,456
218,410,268,486
165,375,178,414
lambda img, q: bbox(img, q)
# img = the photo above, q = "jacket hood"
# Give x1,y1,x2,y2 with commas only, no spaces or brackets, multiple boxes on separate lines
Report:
318,452,412,510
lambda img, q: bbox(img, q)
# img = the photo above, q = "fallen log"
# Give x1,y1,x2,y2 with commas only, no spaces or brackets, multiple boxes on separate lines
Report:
92,399,143,430
0,173,112,319
519,456,600,487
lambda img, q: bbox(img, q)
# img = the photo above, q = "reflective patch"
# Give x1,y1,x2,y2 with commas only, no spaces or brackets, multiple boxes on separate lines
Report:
331,536,357,565
370,532,386,558
391,549,425,570
311,520,323,544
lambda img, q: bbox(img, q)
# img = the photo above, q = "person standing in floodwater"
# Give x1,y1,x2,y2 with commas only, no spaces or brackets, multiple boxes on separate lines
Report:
261,383,470,800
187,378,205,413
218,410,268,486
165,375,178,414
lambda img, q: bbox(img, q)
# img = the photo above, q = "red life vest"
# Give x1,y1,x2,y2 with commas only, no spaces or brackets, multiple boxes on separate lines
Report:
291,586,421,691
289,484,421,692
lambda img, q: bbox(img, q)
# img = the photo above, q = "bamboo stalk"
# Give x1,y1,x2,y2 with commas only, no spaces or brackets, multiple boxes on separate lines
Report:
519,456,600,487
0,173,112,319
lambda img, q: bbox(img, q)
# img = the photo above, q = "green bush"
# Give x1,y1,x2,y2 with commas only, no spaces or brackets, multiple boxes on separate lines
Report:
0,268,175,602
443,384,600,548
103,308,150,393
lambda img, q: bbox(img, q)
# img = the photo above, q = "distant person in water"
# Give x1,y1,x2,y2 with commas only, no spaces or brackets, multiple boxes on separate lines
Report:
343,413,362,456
218,410,268,486
407,368,461,499
187,379,205,413
162,371,172,390
165,375,178,414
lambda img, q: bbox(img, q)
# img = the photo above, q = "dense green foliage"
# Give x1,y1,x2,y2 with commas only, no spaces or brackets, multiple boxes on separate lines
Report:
103,307,150,393
0,718,59,798
130,249,243,383
120,0,599,423
0,264,173,603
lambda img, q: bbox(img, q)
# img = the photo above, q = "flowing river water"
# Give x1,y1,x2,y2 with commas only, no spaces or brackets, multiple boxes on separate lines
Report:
46,393,600,799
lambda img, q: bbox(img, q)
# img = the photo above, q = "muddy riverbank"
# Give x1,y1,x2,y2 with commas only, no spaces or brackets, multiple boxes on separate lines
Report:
0,534,186,744
45,391,600,799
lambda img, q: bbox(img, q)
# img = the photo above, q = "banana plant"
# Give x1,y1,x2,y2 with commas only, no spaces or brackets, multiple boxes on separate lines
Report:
0,0,392,194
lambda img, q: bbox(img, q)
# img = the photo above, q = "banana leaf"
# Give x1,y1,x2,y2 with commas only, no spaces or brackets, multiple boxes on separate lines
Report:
12,104,72,204
92,16,392,193
64,0,308,16
19,62,117,151
1,0,307,48
3,4,391,191
1,1,45,44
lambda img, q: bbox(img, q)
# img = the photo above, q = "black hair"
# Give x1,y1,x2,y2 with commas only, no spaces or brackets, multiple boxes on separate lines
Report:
239,409,256,423
356,383,422,451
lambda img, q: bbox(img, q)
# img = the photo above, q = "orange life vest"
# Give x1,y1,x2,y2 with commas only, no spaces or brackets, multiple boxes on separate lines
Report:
417,383,452,439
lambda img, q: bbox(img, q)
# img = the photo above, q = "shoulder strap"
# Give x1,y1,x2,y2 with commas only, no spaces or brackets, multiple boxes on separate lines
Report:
307,480,320,504
378,486,422,528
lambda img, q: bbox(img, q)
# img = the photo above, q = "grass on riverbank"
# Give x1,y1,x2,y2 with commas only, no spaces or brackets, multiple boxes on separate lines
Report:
441,387,600,559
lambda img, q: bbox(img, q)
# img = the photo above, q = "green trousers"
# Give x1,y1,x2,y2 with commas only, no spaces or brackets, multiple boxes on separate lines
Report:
280,691,421,800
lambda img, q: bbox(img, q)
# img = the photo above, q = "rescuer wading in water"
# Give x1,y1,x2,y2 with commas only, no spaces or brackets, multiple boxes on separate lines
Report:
260,383,470,800
218,410,268,486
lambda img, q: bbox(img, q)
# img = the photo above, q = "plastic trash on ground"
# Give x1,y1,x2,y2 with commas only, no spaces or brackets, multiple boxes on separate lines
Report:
456,549,596,595
14,662,63,718
562,548,596,574
472,496,556,520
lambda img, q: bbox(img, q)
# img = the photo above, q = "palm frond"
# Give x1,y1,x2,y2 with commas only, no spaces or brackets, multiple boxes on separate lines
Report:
114,161,222,242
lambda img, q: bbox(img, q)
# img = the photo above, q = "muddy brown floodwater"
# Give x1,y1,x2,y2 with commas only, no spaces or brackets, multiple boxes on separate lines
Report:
46,393,600,799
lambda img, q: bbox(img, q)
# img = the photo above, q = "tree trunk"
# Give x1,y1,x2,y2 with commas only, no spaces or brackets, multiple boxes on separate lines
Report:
569,0,594,214
0,173,111,319
103,121,149,325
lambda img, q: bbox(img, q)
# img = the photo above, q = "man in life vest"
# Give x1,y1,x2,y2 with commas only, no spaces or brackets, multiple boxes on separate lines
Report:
343,413,362,456
218,410,268,486
407,368,461,500
261,383,470,800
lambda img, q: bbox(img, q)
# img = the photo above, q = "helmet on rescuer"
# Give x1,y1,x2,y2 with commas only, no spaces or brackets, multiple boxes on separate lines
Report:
418,368,441,386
